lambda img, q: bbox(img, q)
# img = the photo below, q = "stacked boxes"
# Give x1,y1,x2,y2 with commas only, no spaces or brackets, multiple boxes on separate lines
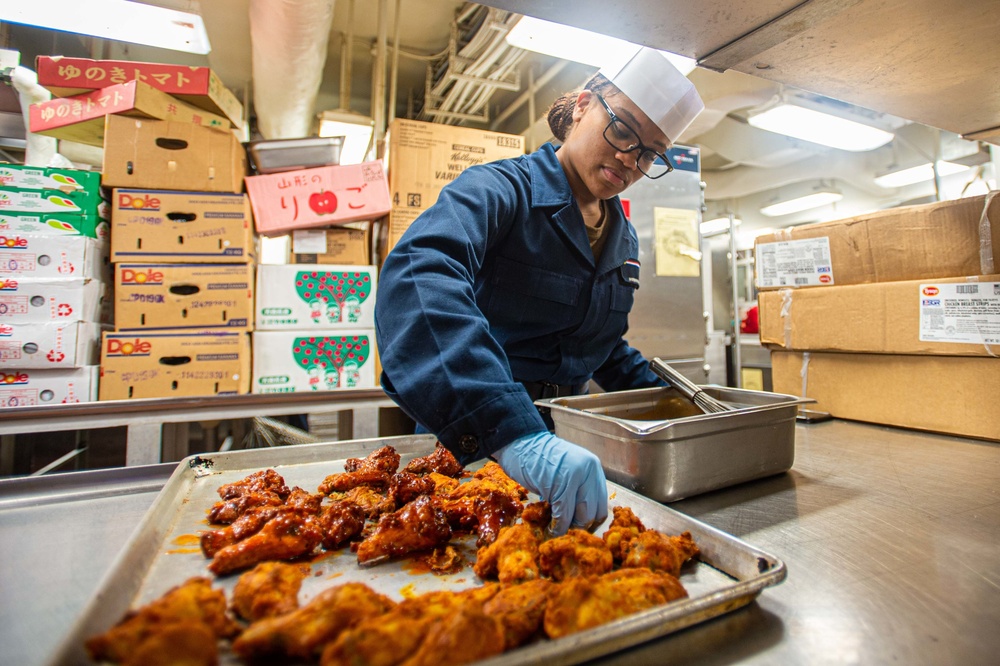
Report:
0,167,110,405
757,193,1000,441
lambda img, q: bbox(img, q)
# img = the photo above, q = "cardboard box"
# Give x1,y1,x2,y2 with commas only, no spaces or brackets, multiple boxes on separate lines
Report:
760,275,1000,356
0,212,109,239
0,186,108,218
771,350,1000,442
0,366,99,406
255,264,376,330
110,189,254,262
99,330,250,400
101,116,247,193
114,263,254,332
0,233,108,279
29,80,229,147
36,56,244,128
291,225,371,265
383,118,525,252
0,321,103,368
755,193,1000,290
0,164,102,192
0,277,106,323
245,161,391,236
252,330,375,393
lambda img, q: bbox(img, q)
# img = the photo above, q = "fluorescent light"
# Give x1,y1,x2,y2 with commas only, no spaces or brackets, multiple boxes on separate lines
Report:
0,0,211,54
760,191,843,217
748,103,894,152
318,110,374,165
505,16,695,74
701,217,741,234
874,161,970,188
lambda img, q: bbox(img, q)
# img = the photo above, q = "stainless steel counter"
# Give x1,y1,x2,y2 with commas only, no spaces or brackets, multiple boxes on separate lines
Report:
2,420,998,666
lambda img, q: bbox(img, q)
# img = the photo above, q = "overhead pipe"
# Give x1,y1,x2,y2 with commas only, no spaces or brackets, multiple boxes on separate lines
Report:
339,0,354,110
372,0,388,156
249,0,335,139
388,0,401,125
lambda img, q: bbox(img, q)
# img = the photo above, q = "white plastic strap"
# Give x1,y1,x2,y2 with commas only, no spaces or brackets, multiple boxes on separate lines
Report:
799,352,811,398
779,288,794,349
966,277,999,358
980,190,998,275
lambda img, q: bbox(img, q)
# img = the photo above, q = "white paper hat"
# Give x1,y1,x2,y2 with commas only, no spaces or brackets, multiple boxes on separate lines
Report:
599,47,705,145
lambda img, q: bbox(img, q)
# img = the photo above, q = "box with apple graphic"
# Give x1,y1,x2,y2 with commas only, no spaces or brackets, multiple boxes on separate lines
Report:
255,264,376,330
251,330,375,393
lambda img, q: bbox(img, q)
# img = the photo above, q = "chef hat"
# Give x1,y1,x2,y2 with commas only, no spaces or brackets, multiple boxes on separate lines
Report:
599,47,704,145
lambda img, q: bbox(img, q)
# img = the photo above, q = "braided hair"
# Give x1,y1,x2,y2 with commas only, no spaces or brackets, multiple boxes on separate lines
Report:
546,73,621,142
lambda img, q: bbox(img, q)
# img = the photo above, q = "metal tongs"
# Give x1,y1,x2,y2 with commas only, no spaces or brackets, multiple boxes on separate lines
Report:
651,357,734,414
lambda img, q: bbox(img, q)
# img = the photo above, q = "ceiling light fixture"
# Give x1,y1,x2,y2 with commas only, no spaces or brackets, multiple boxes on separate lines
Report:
760,191,843,217
700,216,742,235
505,16,696,74
874,161,970,188
748,103,894,152
0,0,211,55
318,110,374,165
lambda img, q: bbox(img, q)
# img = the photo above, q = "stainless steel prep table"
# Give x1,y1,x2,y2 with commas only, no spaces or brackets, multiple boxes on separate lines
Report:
3,420,999,666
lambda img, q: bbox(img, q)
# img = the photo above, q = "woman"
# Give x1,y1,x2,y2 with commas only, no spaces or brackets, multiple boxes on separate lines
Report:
375,47,704,535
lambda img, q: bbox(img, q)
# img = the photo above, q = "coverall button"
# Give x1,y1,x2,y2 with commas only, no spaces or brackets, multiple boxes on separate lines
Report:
458,435,478,454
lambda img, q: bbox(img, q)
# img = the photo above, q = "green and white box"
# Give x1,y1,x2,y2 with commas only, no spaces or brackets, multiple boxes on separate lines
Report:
0,212,108,239
255,264,376,330
0,164,102,192
251,329,375,393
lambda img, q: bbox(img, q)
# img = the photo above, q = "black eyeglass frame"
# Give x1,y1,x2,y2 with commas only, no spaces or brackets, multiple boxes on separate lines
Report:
595,94,674,179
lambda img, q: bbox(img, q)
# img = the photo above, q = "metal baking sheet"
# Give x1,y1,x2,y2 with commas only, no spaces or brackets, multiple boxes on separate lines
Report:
539,386,813,503
49,434,786,666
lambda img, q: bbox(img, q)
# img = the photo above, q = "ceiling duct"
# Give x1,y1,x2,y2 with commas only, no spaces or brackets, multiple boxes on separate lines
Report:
249,0,336,139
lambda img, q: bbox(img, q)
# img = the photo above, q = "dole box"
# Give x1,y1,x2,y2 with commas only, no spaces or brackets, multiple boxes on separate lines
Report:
114,263,254,332
244,161,390,236
99,330,250,400
0,233,108,279
255,264,376,330
0,366,99,407
0,321,103,368
252,329,375,393
111,189,254,263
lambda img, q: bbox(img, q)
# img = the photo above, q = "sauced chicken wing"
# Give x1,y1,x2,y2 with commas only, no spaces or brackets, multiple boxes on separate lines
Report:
482,578,555,650
344,445,401,474
543,568,688,639
231,561,308,622
388,471,437,505
318,469,391,494
318,500,367,550
232,582,395,660
217,469,290,501
200,505,282,557
209,509,324,576
402,443,465,478
85,577,239,664
471,461,527,500
602,505,646,562
356,495,452,565
621,529,700,577
207,490,284,525
329,485,396,519
285,486,325,513
427,471,461,496
538,529,614,581
474,523,542,585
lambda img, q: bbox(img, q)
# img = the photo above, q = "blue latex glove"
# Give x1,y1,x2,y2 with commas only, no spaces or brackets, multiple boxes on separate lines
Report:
493,432,609,536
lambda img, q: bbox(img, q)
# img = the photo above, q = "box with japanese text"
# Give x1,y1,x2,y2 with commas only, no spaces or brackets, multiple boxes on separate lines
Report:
114,263,254,332
244,161,390,236
110,189,254,262
36,56,244,128
99,330,250,400
102,116,247,193
254,264,376,330
291,225,371,265
0,233,108,279
0,164,102,192
0,366,99,406
0,212,108,239
0,277,106,324
0,321,103,368
29,80,229,147
0,186,108,219
252,329,375,393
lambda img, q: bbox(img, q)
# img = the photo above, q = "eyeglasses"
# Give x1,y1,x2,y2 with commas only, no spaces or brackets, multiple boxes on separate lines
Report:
596,94,674,179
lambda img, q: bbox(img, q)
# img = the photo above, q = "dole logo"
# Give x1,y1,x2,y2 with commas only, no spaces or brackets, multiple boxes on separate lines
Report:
0,235,28,249
0,324,13,336
0,278,18,290
922,286,940,296
118,192,161,211
121,268,164,285
0,371,29,385
106,338,153,355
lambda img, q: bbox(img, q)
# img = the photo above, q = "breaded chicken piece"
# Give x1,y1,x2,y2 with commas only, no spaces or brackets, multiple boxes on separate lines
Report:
231,561,308,622
620,529,700,577
602,505,646,562
538,529,614,581
474,523,542,585
482,578,555,649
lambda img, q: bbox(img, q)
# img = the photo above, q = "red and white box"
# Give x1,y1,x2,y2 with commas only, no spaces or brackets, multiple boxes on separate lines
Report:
0,321,103,368
0,277,107,324
0,366,99,406
0,233,108,279
244,162,390,236
251,330,376,393
254,264,376,330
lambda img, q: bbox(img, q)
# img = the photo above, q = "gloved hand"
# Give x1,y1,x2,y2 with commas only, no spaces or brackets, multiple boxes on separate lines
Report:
493,431,609,536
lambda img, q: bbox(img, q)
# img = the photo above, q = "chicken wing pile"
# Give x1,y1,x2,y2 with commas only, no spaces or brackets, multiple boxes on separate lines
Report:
86,443,701,666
